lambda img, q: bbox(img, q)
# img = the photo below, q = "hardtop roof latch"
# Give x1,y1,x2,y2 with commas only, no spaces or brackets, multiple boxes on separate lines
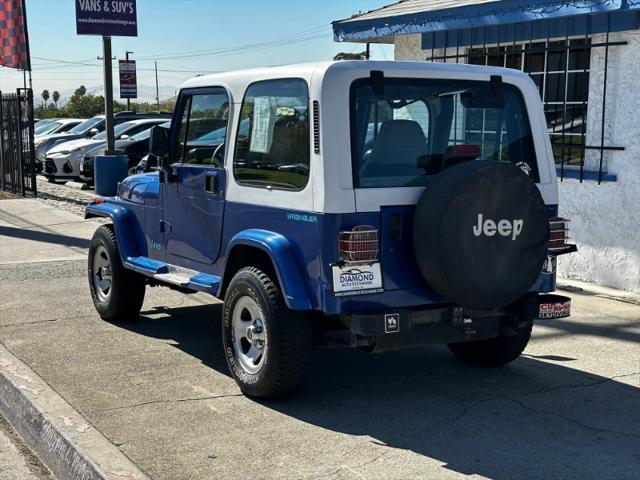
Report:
370,70,385,95
490,75,504,100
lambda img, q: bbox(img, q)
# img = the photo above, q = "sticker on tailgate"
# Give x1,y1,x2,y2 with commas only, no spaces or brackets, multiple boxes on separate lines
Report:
539,301,571,319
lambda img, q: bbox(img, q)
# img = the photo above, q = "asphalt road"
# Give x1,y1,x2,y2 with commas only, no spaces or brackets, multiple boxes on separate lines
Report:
1,199,639,480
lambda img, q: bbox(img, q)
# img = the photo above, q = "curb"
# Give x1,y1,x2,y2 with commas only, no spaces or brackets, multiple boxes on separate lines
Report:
557,278,640,307
0,344,149,480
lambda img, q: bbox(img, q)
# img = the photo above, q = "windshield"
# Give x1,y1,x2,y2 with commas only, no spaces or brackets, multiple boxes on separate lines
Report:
35,121,62,135
93,122,134,140
129,128,152,142
351,78,538,188
69,117,103,135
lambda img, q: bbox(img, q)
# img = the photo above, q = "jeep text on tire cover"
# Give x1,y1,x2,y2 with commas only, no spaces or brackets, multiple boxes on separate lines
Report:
85,61,577,398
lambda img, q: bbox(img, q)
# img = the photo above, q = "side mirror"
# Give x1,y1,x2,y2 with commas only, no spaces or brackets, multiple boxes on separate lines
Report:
119,134,129,140
149,125,172,180
89,127,99,137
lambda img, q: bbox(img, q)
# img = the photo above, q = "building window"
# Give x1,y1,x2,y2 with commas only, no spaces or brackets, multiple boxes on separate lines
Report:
233,79,310,190
469,39,591,170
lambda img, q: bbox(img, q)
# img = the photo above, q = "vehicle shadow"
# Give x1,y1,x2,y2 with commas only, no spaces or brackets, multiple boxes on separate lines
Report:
0,225,90,249
128,303,640,480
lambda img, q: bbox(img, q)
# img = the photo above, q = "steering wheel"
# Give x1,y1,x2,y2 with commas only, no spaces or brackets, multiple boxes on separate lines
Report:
212,143,225,164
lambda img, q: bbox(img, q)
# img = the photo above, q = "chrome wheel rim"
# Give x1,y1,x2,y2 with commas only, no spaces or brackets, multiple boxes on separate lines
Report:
231,296,267,375
92,245,112,303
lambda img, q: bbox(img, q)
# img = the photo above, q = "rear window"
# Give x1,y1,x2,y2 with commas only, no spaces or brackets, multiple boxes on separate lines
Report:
351,78,539,188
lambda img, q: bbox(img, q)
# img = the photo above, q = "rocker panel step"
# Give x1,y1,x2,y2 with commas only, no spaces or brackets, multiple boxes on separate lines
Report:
124,256,220,294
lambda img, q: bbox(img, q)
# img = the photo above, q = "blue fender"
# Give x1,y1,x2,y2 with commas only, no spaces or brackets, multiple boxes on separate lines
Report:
224,229,313,311
85,201,140,261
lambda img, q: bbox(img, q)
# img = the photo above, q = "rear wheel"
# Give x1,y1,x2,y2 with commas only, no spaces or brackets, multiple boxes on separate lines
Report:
222,267,312,398
447,318,533,367
88,225,146,321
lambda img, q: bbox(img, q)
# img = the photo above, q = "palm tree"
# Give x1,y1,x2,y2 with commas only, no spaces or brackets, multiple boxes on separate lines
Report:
41,89,50,109
52,91,60,109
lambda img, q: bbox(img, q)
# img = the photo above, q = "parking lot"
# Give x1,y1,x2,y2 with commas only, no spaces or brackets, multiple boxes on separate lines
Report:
0,197,638,480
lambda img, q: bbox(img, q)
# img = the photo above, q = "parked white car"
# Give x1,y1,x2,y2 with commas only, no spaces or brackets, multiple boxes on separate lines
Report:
34,118,84,137
42,118,169,181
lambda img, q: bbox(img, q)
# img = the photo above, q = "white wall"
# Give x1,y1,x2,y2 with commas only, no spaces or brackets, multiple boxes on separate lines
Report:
393,31,640,292
557,31,640,292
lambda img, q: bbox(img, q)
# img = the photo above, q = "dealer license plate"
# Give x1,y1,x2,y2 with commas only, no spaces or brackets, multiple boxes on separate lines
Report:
332,263,384,297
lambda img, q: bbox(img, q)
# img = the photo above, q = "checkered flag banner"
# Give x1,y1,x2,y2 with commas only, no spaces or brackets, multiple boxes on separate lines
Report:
0,0,30,71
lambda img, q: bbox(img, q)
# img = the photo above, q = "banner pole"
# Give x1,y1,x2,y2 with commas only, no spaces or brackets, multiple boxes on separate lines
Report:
102,35,115,153
22,0,32,72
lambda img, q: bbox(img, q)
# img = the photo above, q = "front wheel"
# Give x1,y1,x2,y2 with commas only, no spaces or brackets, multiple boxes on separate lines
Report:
222,267,312,398
447,318,533,367
88,225,146,321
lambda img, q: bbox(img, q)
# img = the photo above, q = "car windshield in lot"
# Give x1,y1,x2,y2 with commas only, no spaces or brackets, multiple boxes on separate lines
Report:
351,78,538,188
68,116,103,135
93,122,134,140
35,120,63,135
128,121,171,142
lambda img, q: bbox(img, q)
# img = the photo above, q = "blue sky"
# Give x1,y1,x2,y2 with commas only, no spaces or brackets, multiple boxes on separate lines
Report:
4,0,394,104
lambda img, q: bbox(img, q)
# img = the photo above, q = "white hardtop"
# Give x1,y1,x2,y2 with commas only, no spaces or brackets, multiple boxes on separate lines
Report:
181,60,533,95
180,61,556,214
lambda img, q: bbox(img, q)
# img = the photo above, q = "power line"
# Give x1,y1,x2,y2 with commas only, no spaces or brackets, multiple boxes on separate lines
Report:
136,25,329,61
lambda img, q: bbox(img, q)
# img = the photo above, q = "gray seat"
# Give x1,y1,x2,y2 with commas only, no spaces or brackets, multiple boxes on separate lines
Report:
363,120,428,177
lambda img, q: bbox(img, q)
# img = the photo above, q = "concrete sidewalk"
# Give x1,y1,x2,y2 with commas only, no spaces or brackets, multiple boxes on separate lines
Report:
0,199,96,265
0,198,639,480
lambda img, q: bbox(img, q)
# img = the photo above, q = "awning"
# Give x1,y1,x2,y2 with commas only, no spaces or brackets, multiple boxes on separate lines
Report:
332,0,640,44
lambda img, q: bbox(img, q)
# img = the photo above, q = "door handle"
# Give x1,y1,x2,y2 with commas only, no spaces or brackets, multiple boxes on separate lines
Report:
205,171,220,195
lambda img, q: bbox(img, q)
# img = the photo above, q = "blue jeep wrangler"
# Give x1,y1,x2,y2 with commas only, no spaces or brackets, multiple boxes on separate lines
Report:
86,61,576,398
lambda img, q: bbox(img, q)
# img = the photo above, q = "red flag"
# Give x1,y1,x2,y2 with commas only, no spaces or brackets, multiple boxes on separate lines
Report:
0,0,30,71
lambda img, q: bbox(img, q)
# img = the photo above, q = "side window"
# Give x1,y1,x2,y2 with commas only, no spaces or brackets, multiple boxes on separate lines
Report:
120,124,152,138
234,79,309,190
177,92,229,166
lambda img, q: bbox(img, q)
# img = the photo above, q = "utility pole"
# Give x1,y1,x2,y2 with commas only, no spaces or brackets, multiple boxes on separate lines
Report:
365,43,370,60
102,35,115,153
125,50,134,110
155,61,160,111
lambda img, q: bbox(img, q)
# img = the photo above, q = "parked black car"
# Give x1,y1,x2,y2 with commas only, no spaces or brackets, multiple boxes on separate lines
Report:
79,121,171,183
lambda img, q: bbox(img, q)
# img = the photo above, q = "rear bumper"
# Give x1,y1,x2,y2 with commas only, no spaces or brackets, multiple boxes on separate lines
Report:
336,293,571,352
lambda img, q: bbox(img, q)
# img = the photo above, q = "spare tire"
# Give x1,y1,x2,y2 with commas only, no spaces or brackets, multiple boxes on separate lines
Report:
413,161,549,310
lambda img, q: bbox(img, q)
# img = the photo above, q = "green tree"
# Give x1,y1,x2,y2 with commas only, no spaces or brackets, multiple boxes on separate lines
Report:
52,91,60,109
63,85,104,118
41,89,50,108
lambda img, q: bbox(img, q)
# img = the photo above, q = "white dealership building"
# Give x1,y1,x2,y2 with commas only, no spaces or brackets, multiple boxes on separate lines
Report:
333,0,640,292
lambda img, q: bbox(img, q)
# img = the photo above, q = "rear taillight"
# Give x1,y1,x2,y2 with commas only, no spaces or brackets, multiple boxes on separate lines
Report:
338,225,379,264
549,217,570,252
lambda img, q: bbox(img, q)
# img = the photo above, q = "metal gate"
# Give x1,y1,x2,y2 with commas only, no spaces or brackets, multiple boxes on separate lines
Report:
0,88,36,196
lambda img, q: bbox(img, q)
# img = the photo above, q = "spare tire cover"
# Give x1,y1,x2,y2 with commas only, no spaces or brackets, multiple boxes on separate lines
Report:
413,161,549,310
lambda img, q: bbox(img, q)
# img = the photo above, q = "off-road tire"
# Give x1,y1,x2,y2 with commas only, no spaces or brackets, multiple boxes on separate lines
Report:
88,224,145,321
222,267,312,398
447,318,533,367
